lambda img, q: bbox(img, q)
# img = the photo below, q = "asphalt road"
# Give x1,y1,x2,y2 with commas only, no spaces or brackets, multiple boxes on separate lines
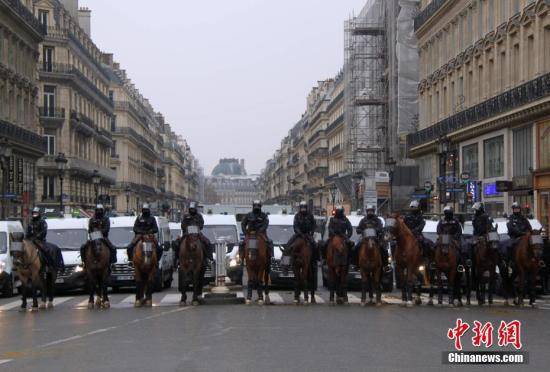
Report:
0,276,549,372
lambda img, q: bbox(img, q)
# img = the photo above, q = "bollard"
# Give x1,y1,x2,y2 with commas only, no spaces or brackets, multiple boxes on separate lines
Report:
211,239,230,294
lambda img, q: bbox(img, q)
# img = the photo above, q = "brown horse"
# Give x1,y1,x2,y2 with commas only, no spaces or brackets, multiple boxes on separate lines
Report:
326,234,349,305
385,216,423,307
10,233,57,311
178,230,204,306
244,232,270,304
84,230,111,309
358,229,382,306
290,235,314,304
509,230,545,307
473,231,500,306
429,234,460,306
132,234,158,307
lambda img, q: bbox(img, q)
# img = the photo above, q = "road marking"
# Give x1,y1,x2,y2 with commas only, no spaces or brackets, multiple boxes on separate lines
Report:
236,292,244,298
160,294,180,304
347,294,361,304
0,359,13,365
268,292,284,304
0,301,21,311
314,294,325,304
76,299,91,307
121,295,135,303
53,297,73,306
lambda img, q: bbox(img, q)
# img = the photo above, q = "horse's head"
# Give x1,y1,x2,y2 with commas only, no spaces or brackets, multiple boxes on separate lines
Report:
138,234,156,261
528,230,545,267
9,232,26,266
89,229,104,257
384,217,398,242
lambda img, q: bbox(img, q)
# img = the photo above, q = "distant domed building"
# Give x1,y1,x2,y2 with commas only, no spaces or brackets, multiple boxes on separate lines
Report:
205,159,259,205
211,158,247,176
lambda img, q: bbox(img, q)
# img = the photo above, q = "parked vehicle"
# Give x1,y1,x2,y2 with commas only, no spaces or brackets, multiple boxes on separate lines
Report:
321,215,393,292
203,214,241,285
0,221,24,297
109,216,174,291
46,218,89,291
265,214,295,286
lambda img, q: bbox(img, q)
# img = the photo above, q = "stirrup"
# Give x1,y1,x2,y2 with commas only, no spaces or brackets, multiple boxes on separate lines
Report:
457,265,465,273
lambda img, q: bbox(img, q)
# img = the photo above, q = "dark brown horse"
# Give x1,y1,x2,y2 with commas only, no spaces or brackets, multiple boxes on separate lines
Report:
385,216,423,306
244,232,270,305
10,233,57,311
429,234,460,306
509,230,545,307
290,235,314,304
358,229,382,306
473,231,500,306
326,234,349,305
84,230,111,309
178,228,204,306
132,234,158,307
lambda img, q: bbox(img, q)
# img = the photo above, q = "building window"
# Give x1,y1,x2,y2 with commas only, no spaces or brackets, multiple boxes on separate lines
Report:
43,176,55,200
513,126,532,177
462,143,479,180
111,115,116,131
43,85,55,114
43,46,54,72
44,135,55,155
484,135,504,178
38,10,48,28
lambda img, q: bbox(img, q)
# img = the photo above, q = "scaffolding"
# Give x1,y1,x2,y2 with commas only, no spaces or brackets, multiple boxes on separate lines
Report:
344,0,388,177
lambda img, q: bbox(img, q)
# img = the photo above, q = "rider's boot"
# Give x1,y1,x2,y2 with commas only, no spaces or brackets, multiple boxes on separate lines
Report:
266,240,274,274
80,244,87,269
238,241,245,266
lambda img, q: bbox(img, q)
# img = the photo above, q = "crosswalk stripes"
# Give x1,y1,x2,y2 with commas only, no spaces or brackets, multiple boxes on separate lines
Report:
53,297,73,306
0,300,21,311
160,294,180,305
314,294,325,304
268,292,284,304
346,294,361,304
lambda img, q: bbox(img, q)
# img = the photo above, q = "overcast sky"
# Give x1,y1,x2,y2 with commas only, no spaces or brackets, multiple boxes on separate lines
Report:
82,0,368,175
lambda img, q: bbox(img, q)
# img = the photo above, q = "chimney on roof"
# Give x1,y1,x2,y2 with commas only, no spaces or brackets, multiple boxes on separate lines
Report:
240,159,245,174
60,0,79,21
102,53,113,66
113,62,120,70
78,7,92,36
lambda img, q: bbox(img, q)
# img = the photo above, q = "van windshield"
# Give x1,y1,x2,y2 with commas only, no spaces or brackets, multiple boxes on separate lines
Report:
0,232,7,254
48,229,87,250
110,227,135,248
203,225,238,244
267,225,293,245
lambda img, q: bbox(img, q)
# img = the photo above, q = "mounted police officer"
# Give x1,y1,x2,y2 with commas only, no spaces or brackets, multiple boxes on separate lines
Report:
472,202,494,238
284,201,319,260
127,204,160,261
404,200,433,260
80,204,117,267
355,204,391,272
240,200,273,271
178,202,213,263
321,206,354,259
436,206,466,272
505,202,533,262
26,207,63,269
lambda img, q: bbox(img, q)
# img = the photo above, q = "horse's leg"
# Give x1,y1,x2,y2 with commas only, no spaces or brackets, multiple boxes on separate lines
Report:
309,263,315,304
400,266,407,304
192,269,201,305
31,281,39,310
257,271,264,303
465,266,471,306
264,269,270,305
360,270,367,306
406,265,414,305
448,270,455,306
20,280,27,311
437,270,443,305
375,268,382,305
246,269,253,303
488,267,495,305
529,271,537,306
328,268,335,304
39,272,47,309
428,268,434,306
517,269,525,306
178,269,187,305
102,273,110,308
343,267,349,304
293,267,301,304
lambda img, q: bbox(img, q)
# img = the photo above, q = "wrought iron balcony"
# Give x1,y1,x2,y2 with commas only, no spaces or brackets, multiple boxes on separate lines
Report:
113,127,155,153
0,119,47,153
414,0,450,31
2,0,45,36
39,106,65,119
407,73,550,149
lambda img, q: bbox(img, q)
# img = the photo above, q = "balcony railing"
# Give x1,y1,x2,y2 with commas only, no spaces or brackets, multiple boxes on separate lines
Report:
407,73,550,149
414,0,450,31
0,119,47,153
308,129,326,145
39,106,65,119
3,0,45,36
114,127,155,153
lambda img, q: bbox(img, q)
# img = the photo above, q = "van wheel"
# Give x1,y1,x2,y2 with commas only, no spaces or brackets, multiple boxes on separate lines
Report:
2,275,14,298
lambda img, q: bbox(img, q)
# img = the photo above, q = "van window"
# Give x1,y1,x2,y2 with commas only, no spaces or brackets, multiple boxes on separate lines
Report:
170,228,181,241
0,232,7,254
267,225,293,245
203,225,238,244
110,227,135,248
48,229,87,250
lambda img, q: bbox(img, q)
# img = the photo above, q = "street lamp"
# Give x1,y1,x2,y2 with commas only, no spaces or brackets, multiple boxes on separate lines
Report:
55,153,68,215
125,185,131,215
438,136,451,213
92,169,101,205
386,157,397,213
0,140,13,220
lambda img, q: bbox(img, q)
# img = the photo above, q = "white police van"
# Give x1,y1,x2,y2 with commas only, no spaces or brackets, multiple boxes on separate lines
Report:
46,218,89,291
108,216,174,291
203,214,242,284
0,220,24,297
266,214,296,286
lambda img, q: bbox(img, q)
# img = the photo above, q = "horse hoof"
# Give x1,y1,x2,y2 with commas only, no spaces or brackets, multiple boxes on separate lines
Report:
415,298,422,306
265,296,271,305
19,306,27,313
258,299,264,306
31,306,39,312
376,301,382,307
102,301,110,309
179,301,186,307
406,301,413,308
134,300,142,308
530,302,537,308
449,302,456,308
310,297,316,304
191,300,199,306
457,301,463,308
145,300,153,307
87,302,94,310
39,302,46,310
47,301,54,309
361,301,367,307
466,300,471,306
293,299,299,305
245,299,252,305
503,300,509,307
427,300,434,306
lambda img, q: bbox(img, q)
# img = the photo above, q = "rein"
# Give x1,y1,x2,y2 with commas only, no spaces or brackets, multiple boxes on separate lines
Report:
17,242,40,271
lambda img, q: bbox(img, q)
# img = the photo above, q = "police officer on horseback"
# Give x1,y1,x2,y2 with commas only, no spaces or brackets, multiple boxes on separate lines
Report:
404,200,433,260
472,202,494,237
26,207,63,269
284,201,319,260
321,206,354,259
505,202,533,262
240,200,273,271
354,204,391,272
178,202,213,263
436,206,466,272
80,204,117,267
127,204,160,261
